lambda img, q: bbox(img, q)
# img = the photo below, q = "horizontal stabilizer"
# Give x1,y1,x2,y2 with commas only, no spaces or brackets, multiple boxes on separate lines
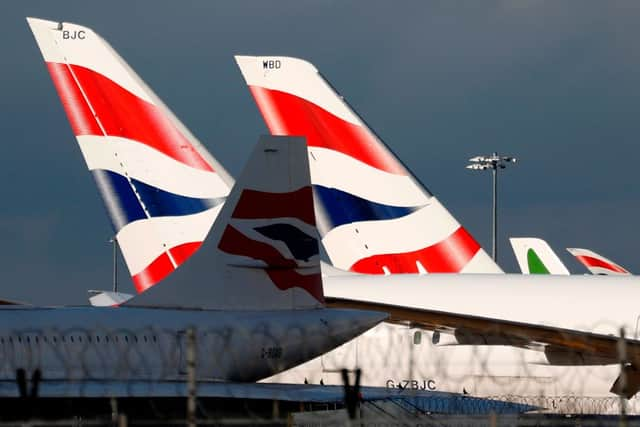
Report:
88,290,134,306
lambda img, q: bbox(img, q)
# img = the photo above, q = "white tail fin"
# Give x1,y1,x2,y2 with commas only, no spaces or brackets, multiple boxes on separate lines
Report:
566,248,631,275
130,135,323,310
235,56,502,275
509,238,570,275
27,18,233,293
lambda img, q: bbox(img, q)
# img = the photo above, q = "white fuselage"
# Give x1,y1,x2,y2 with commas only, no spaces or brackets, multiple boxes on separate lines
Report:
265,273,640,414
324,273,640,337
0,306,382,384
267,323,635,414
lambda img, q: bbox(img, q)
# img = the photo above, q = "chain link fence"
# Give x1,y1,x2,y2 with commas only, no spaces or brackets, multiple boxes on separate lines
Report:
0,321,639,425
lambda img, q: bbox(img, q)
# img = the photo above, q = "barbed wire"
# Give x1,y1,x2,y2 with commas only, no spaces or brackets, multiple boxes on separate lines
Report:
0,320,639,424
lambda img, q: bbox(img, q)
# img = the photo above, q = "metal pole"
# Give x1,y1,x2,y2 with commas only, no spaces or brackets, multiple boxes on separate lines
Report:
492,161,498,262
112,238,118,293
467,152,516,264
619,327,628,421
187,327,197,427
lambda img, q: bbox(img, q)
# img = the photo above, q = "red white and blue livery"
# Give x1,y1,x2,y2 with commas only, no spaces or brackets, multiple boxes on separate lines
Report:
29,17,233,295
235,56,501,275
0,40,387,394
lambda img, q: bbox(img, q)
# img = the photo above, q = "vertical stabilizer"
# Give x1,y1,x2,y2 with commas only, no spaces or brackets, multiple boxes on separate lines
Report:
567,248,630,275
510,238,570,275
235,56,502,275
27,18,233,293
131,135,323,310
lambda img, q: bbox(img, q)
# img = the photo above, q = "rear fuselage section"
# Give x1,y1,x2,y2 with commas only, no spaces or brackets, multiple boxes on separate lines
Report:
0,306,381,383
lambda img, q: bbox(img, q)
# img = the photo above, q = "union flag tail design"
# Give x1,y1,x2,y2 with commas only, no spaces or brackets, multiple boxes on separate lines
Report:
567,248,631,276
28,18,232,292
132,135,323,310
235,56,501,274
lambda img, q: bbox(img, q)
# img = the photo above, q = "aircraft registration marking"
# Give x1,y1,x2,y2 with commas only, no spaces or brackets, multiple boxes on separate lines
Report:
386,379,436,391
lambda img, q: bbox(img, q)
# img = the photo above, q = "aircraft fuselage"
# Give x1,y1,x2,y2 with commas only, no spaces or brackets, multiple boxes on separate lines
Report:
0,306,380,383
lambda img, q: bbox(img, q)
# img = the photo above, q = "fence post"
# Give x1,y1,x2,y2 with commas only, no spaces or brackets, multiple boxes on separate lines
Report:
618,327,627,423
187,327,197,427
342,368,361,421
489,411,497,427
110,397,118,425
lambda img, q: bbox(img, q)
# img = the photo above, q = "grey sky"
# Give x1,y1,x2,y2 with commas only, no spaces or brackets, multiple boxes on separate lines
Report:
1,1,639,304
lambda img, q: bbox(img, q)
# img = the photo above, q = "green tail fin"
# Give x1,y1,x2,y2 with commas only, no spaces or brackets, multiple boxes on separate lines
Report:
527,249,550,274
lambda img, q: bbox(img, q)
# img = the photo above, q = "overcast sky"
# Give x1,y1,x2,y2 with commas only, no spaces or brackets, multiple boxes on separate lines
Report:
1,1,639,304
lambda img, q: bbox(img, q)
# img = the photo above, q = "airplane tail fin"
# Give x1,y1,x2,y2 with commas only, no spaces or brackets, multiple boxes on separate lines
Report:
566,248,630,275
235,56,502,275
509,238,570,275
131,135,323,310
27,18,233,293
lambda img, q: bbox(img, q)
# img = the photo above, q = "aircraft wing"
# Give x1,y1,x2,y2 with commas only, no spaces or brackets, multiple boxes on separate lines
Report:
0,381,535,414
326,296,640,397
326,297,635,358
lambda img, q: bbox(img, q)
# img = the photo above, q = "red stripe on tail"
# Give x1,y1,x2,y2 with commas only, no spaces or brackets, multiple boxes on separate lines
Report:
46,62,213,172
169,241,203,265
46,63,102,135
232,187,316,226
266,269,324,304
131,252,175,293
219,224,296,268
575,255,629,274
350,227,480,274
249,86,407,175
131,241,204,293
218,225,323,302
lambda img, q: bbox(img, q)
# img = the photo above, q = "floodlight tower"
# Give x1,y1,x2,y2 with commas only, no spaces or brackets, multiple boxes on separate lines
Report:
466,153,517,262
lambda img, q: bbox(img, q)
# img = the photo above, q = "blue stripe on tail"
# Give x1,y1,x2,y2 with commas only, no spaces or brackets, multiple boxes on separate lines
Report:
92,169,223,231
254,223,319,262
312,185,422,230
